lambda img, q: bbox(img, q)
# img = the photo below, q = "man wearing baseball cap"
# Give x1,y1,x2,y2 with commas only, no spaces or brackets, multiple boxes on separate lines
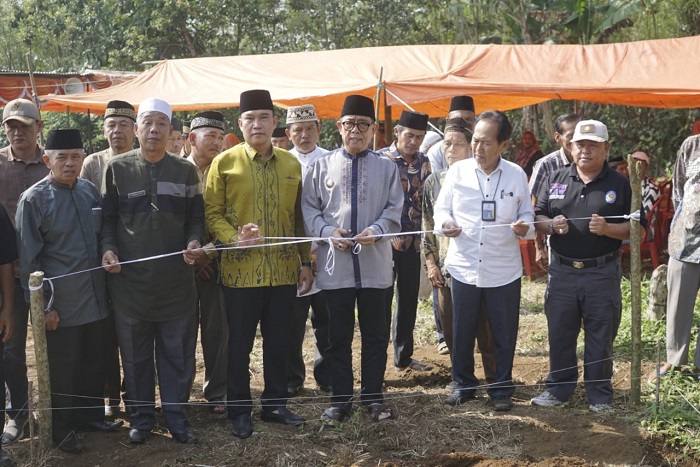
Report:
532,119,638,413
0,98,48,444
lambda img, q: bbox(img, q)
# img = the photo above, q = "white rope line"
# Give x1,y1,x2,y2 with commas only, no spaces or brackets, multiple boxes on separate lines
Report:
41,211,640,283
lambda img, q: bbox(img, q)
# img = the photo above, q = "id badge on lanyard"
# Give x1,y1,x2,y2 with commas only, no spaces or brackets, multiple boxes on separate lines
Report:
482,200,496,221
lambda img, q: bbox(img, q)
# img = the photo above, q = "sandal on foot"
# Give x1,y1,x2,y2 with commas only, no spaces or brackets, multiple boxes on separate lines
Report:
320,407,346,428
367,403,394,422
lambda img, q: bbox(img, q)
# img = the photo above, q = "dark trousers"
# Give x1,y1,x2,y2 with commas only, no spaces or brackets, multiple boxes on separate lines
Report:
196,276,228,402
326,287,389,411
436,284,496,382
116,310,197,434
432,288,444,342
102,309,123,407
386,248,421,368
545,258,622,404
451,277,520,399
46,318,106,442
287,291,330,388
3,279,29,420
223,285,296,418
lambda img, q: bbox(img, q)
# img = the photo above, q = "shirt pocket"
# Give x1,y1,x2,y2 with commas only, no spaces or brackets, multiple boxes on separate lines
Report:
92,207,103,232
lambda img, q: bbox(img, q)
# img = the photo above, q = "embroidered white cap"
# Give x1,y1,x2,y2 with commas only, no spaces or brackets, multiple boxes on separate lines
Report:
137,98,172,121
572,119,608,143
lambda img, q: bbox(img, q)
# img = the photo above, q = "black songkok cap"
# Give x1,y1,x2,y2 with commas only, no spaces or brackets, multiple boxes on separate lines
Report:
340,95,375,120
449,96,475,113
45,129,83,150
104,100,136,121
272,126,287,138
239,89,274,114
398,110,429,131
171,117,183,132
182,119,191,135
190,112,225,132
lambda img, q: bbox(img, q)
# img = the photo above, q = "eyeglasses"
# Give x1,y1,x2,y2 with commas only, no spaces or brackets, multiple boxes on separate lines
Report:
340,120,372,132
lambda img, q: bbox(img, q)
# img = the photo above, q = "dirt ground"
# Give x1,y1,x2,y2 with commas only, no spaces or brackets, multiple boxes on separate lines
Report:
5,293,691,467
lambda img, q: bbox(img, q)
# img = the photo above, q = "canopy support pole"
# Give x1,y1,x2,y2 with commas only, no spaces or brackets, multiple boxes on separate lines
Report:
373,68,383,151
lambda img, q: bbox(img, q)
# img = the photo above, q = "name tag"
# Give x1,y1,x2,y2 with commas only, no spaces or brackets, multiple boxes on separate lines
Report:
127,190,146,199
482,201,496,221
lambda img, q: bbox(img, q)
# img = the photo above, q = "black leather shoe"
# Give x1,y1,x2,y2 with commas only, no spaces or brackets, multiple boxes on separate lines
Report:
231,413,253,439
56,431,83,453
171,428,198,444
444,389,476,406
493,397,514,411
128,428,150,444
260,407,305,426
81,420,124,432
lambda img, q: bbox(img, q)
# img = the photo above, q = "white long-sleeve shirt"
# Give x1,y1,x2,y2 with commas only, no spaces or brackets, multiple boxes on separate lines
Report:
433,157,534,288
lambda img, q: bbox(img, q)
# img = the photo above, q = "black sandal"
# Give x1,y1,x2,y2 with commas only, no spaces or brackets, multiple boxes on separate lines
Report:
367,403,394,422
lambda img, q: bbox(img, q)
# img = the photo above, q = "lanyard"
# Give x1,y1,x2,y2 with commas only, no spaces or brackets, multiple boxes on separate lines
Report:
475,169,502,201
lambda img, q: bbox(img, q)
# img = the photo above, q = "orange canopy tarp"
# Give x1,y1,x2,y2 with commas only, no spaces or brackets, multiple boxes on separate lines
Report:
40,36,700,118
2,70,135,106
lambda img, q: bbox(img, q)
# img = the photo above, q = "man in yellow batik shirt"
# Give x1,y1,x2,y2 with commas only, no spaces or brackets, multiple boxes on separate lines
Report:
205,89,312,439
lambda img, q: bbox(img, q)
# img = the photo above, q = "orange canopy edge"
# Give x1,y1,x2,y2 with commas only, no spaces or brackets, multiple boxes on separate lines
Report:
39,36,700,118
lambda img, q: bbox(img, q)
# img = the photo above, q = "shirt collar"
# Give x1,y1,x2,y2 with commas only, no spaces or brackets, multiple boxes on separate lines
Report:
340,147,371,159
7,145,43,164
244,142,277,161
475,156,504,175
569,161,610,182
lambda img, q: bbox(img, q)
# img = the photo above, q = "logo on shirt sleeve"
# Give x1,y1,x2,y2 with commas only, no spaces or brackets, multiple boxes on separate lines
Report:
549,183,568,200
605,190,617,204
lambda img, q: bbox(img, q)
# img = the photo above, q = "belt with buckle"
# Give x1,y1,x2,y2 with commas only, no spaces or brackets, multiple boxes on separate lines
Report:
554,251,619,269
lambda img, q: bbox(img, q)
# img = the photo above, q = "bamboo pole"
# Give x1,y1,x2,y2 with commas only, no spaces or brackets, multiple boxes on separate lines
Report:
628,154,642,405
28,271,52,448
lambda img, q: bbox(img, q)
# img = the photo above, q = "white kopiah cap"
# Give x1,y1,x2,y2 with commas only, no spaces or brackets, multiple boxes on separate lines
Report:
137,98,172,121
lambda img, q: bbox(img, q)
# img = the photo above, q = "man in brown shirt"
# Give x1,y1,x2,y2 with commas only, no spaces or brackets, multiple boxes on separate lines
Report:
0,98,48,444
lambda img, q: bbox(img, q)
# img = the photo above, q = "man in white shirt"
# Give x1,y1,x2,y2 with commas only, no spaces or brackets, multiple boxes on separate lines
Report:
434,110,533,411
284,104,331,395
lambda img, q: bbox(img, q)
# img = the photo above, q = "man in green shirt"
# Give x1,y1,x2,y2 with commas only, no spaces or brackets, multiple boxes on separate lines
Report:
205,89,312,439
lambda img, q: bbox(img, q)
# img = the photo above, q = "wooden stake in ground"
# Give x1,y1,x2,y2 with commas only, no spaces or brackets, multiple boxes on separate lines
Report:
628,154,642,405
28,271,52,449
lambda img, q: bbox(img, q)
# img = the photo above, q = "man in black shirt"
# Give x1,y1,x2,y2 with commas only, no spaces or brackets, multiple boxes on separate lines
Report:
532,119,633,413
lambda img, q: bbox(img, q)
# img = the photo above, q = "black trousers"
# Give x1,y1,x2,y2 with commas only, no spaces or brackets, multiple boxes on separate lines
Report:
386,248,421,368
102,309,123,407
4,279,29,420
326,287,389,411
223,285,296,418
46,318,106,442
545,258,622,404
451,277,521,399
116,310,197,434
287,291,330,388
